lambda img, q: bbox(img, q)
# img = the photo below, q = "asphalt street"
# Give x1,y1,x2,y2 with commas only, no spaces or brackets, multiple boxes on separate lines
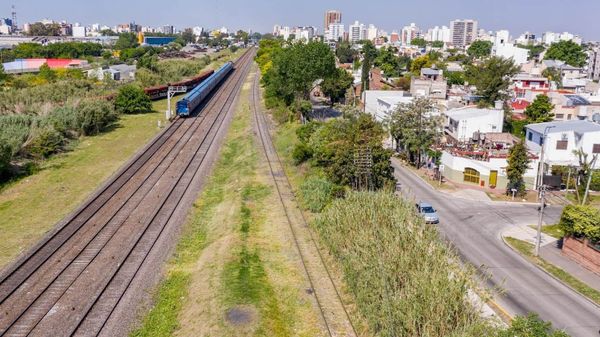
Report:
392,161,600,337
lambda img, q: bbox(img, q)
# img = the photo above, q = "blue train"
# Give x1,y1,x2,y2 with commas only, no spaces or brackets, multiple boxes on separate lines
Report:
176,62,234,117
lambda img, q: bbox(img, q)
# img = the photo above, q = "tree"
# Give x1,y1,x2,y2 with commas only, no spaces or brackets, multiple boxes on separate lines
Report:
100,29,117,36
114,84,152,114
431,41,444,48
544,40,587,67
394,76,411,90
27,22,60,36
410,55,432,75
374,46,409,78
0,64,8,83
542,67,562,88
361,41,377,92
517,43,546,60
445,71,465,85
114,33,139,50
465,56,520,106
525,94,555,123
411,37,427,48
506,141,531,196
467,40,493,58
387,97,443,167
138,53,158,72
497,313,570,337
321,68,354,105
335,41,357,63
181,28,196,44
38,63,57,82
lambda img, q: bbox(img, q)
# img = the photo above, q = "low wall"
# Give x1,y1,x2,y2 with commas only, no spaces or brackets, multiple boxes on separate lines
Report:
562,236,600,276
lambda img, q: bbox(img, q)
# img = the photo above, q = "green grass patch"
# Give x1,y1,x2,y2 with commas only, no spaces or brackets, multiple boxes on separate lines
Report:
528,224,564,239
130,271,190,337
505,237,600,305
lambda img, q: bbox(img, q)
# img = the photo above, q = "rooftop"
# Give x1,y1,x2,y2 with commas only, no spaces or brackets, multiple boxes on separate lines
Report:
526,120,600,134
445,106,502,120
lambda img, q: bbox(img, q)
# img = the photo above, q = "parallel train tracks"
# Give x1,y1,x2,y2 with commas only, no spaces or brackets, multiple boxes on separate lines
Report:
249,70,358,337
0,48,256,337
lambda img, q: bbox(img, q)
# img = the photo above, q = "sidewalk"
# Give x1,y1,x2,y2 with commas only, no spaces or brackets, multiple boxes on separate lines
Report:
503,225,555,247
540,242,600,294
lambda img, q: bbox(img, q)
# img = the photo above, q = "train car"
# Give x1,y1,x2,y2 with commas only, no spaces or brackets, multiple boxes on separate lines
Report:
176,62,234,117
143,70,214,100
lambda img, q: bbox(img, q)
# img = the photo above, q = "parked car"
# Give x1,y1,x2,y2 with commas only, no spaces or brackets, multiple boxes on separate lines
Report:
415,202,440,224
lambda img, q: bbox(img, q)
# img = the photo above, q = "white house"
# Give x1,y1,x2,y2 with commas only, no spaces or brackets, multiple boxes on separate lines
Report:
363,90,411,122
444,105,504,142
525,120,600,170
494,43,528,65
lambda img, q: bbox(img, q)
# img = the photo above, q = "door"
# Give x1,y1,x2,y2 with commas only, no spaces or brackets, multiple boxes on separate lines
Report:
490,170,498,188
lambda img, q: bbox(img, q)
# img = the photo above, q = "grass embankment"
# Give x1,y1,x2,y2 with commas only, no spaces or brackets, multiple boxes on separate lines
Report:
505,237,600,306
131,76,322,337
0,100,167,268
528,224,564,239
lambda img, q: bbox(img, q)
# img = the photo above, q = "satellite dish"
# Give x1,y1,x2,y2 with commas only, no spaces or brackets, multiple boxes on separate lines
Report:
593,113,600,123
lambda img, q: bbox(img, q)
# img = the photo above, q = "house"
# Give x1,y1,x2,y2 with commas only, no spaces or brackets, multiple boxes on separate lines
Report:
410,67,447,100
362,90,411,122
512,73,550,98
525,120,600,171
87,64,136,81
444,103,505,143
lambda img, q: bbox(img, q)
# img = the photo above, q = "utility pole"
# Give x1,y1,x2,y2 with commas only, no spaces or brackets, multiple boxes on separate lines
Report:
583,154,599,205
535,185,547,257
536,126,555,195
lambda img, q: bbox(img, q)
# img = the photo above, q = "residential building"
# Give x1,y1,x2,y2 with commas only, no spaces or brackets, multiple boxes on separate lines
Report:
389,31,399,44
367,24,378,41
349,21,366,43
324,10,342,34
444,104,504,143
588,47,600,81
410,67,447,99
326,23,344,42
525,120,600,172
542,31,583,45
162,25,174,35
494,30,510,47
72,25,86,38
363,90,412,122
515,31,536,45
512,73,550,98
426,26,451,43
401,23,420,46
441,133,538,189
494,43,528,64
450,19,478,48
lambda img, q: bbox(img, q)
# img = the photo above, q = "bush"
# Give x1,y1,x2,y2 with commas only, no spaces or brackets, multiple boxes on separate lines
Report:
25,125,64,158
0,139,12,175
497,313,570,337
292,143,313,164
295,121,321,143
559,205,600,241
114,84,152,114
0,114,34,155
75,99,119,135
299,177,335,212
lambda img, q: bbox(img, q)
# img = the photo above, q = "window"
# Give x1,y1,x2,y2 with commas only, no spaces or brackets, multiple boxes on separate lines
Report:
594,144,600,154
555,114,564,119
463,167,480,184
527,132,533,141
556,140,568,150
567,114,572,120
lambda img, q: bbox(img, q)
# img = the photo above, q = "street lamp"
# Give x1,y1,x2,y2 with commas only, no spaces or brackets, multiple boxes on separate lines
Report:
535,125,555,257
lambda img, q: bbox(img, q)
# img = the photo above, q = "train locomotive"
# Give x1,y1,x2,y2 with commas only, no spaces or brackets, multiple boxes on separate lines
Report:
176,62,234,117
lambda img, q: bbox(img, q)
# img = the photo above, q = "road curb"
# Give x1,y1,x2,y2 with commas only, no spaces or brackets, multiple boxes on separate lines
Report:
501,235,600,311
392,158,544,206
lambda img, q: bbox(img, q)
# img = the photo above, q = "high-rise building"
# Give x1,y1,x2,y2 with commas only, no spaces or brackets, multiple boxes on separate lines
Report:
401,23,420,45
450,19,478,48
367,24,378,41
349,21,366,43
390,31,399,44
162,25,174,35
324,10,342,34
327,23,344,42
588,47,600,81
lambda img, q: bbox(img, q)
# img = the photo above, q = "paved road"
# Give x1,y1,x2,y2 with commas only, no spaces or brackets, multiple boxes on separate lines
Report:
393,161,600,337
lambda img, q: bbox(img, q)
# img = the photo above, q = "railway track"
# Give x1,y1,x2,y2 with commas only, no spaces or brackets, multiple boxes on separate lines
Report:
249,69,358,337
0,48,256,337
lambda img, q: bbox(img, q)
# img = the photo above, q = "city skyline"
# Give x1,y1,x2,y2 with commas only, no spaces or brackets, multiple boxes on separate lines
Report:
5,0,600,40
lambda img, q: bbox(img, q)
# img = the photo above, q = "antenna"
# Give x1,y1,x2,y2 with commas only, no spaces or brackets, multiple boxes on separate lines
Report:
11,5,17,31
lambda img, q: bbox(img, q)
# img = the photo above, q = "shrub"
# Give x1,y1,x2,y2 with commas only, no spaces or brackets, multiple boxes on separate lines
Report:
0,114,34,155
75,99,119,136
114,84,152,114
292,143,313,164
48,105,79,136
497,313,570,337
25,125,64,158
0,138,12,175
559,205,600,241
295,121,321,143
299,177,335,212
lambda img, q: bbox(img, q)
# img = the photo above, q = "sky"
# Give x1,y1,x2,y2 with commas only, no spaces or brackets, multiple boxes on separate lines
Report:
7,0,600,41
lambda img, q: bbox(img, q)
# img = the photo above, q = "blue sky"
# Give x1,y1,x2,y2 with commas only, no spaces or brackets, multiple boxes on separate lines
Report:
7,0,600,40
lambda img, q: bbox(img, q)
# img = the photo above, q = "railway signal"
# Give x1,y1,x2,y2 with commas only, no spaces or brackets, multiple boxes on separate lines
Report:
166,86,187,120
